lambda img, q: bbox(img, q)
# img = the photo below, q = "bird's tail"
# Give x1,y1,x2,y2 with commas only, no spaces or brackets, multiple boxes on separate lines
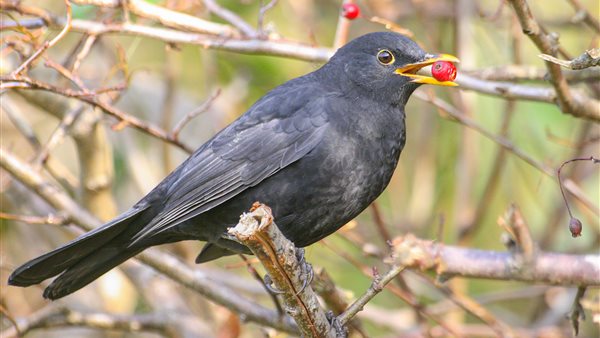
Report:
8,206,149,300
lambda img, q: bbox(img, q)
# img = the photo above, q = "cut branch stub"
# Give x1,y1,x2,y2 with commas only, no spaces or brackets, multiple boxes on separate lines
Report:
228,203,336,338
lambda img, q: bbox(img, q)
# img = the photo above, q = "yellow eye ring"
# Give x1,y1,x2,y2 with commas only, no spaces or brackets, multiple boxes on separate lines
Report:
377,50,395,65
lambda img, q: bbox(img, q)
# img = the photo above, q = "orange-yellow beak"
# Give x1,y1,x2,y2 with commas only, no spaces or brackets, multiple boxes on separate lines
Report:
394,54,460,86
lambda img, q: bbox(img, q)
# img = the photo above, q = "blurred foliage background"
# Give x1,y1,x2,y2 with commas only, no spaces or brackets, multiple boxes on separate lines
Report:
1,0,599,337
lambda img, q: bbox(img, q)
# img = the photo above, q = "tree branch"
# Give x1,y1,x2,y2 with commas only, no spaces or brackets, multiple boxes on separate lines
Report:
228,203,335,338
391,234,600,286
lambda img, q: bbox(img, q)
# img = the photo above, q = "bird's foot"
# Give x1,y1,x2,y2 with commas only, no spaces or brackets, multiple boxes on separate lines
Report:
295,248,314,295
263,274,286,294
262,248,314,296
326,311,348,338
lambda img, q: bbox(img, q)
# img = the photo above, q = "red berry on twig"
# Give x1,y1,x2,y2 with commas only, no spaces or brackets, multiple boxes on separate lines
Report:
431,61,457,82
342,3,360,20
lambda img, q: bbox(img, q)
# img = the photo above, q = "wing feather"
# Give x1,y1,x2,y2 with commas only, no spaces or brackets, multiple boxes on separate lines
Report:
131,83,332,243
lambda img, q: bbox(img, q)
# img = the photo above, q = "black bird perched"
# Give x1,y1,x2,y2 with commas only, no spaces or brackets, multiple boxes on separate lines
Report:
9,32,458,299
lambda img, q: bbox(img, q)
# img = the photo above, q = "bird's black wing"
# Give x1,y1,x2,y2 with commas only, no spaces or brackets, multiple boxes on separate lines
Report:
131,81,331,243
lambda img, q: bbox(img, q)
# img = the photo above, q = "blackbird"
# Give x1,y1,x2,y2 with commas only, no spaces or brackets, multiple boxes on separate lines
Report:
9,32,458,299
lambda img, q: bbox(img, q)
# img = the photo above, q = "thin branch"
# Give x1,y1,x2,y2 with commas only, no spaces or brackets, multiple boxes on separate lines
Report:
323,236,462,337
203,0,258,38
3,305,181,338
312,268,368,337
257,0,278,36
565,0,600,33
171,89,221,140
539,48,600,70
71,0,238,37
390,234,600,285
507,0,591,120
464,65,600,82
413,90,599,217
337,263,406,326
568,286,587,336
3,76,194,153
61,19,335,62
32,106,85,168
456,74,600,121
0,211,68,225
11,0,72,76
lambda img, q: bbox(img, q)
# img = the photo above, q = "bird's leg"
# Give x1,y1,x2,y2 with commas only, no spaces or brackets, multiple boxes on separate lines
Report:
294,247,314,296
326,311,348,338
262,248,314,295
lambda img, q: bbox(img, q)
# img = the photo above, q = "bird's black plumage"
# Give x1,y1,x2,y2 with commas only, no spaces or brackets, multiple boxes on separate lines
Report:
9,32,456,299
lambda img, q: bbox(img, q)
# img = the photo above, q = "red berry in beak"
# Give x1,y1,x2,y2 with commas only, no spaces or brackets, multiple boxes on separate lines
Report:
431,61,457,82
341,3,360,20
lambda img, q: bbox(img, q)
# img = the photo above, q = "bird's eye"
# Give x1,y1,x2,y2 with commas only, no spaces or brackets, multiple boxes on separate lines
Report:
377,50,395,65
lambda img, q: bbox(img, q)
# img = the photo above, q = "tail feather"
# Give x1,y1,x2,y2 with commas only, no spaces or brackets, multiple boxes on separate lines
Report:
42,245,144,300
8,206,147,288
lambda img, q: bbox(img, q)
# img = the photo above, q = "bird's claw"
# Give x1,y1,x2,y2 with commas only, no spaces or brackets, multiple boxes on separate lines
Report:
262,248,314,296
326,311,348,338
294,248,314,296
263,274,286,294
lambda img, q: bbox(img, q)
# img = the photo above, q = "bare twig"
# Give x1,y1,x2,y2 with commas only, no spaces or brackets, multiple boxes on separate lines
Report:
507,0,593,120
390,234,600,286
464,65,600,82
3,305,181,338
32,106,85,168
60,18,334,62
11,0,72,76
325,236,470,337
4,76,194,153
565,0,600,33
0,211,68,225
568,286,587,336
539,48,600,70
228,203,335,338
414,90,599,217
171,89,221,140
71,0,238,37
337,263,406,327
0,18,47,30
312,268,368,337
455,74,600,121
498,205,535,262
257,0,278,36
203,0,258,38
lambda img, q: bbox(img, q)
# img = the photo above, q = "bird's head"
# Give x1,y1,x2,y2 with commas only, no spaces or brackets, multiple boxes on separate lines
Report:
326,32,459,105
